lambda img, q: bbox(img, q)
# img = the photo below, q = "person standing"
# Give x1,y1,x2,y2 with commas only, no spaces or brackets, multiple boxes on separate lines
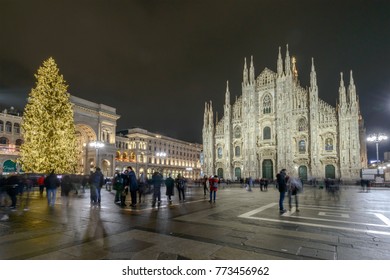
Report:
176,174,186,202
113,170,125,206
81,175,88,193
89,167,104,206
287,177,301,212
165,173,175,204
127,166,138,207
152,171,163,207
44,171,60,207
276,169,288,214
138,172,147,203
209,175,219,203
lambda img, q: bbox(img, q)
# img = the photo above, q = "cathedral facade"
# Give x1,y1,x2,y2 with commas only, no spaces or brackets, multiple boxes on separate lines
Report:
202,45,367,182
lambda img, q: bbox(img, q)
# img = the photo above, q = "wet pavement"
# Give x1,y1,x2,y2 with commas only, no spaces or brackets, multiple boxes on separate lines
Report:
1,183,390,260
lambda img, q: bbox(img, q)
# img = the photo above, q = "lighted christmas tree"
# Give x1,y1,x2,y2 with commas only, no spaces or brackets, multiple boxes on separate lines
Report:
19,57,78,174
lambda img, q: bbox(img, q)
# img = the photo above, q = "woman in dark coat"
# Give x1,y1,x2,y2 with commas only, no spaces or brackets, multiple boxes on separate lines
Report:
165,174,175,204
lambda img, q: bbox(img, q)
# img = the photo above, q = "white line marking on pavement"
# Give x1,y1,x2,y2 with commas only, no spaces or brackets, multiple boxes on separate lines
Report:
374,213,390,226
238,203,390,235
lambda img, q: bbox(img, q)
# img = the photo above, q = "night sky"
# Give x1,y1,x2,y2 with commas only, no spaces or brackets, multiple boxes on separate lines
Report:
1,0,390,161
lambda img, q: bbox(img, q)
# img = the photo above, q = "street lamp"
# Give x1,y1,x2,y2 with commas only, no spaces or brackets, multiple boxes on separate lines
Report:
89,141,105,168
367,133,388,163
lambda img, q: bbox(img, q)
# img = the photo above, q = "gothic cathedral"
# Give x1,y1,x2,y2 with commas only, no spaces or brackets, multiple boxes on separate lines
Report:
202,45,367,182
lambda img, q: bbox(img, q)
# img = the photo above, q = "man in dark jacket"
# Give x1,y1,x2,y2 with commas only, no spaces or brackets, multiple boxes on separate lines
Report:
127,166,138,207
276,169,288,213
44,171,60,207
89,167,104,205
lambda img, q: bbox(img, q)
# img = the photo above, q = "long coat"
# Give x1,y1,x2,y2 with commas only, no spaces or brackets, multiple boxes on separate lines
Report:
165,177,175,196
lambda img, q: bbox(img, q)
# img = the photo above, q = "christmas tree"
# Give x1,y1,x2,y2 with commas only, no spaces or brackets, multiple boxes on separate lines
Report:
19,57,78,174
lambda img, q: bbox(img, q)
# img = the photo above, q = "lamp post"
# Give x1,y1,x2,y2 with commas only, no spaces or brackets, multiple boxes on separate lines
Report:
367,133,388,164
89,141,105,168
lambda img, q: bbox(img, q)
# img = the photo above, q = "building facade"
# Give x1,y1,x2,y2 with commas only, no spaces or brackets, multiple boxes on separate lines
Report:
0,95,120,176
116,128,202,179
202,45,367,182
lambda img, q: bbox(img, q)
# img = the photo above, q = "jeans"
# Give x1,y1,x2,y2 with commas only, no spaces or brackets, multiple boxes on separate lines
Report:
47,188,57,206
177,187,185,201
279,191,286,210
209,190,216,202
96,187,102,203
153,187,161,204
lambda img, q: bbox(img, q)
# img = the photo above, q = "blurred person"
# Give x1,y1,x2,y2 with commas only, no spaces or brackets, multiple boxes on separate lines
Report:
165,173,175,204
37,175,45,198
138,172,147,203
152,171,163,207
44,171,60,207
287,177,302,212
81,175,88,193
61,174,73,206
113,170,126,207
202,175,209,197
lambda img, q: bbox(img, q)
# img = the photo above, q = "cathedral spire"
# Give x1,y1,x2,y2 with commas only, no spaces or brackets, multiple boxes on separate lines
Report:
249,55,255,84
339,72,347,105
292,56,298,81
285,44,291,76
243,57,249,85
204,102,208,126
310,57,317,90
208,100,213,127
225,80,230,105
277,46,283,76
348,70,357,104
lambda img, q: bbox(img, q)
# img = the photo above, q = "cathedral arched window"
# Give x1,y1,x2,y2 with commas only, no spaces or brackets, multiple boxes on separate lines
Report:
325,138,333,151
263,127,271,140
235,146,241,157
217,147,223,159
234,126,241,138
298,118,307,131
263,95,272,114
299,140,306,153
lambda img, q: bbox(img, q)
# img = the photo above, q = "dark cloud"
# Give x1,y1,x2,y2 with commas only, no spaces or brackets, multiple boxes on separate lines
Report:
1,0,390,159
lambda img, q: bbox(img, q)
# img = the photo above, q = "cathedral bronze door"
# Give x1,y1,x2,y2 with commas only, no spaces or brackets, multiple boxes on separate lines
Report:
262,159,273,180
235,167,241,180
298,166,308,181
325,165,336,179
217,168,224,178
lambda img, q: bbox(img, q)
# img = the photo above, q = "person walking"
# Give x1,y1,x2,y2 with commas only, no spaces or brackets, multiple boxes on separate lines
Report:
44,171,60,207
287,177,302,212
202,175,209,198
152,171,163,207
276,169,288,214
138,172,147,204
176,174,186,202
61,174,73,206
81,175,88,193
89,167,104,206
37,175,45,198
127,166,138,207
165,173,175,204
209,175,219,203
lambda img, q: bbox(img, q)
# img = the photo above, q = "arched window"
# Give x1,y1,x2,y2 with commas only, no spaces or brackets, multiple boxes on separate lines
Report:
217,147,223,159
234,126,241,138
5,121,12,133
235,146,241,157
299,140,306,153
14,123,20,134
298,118,307,131
325,138,333,151
263,127,271,140
0,120,3,132
0,137,8,144
263,95,271,114
15,139,23,146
